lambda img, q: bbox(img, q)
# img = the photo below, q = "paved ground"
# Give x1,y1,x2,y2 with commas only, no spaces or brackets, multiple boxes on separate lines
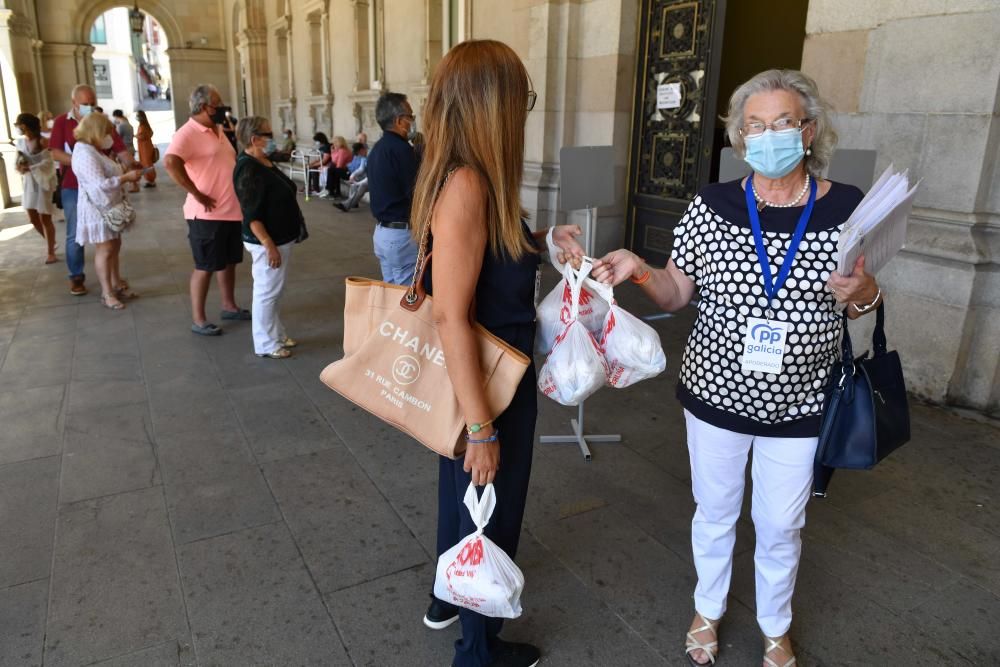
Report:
1,176,998,667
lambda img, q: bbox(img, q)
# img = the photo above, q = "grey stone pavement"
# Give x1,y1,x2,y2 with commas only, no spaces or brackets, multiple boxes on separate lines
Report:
1,176,998,667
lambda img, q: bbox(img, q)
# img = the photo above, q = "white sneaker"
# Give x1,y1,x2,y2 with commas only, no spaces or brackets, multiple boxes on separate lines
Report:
317,190,330,199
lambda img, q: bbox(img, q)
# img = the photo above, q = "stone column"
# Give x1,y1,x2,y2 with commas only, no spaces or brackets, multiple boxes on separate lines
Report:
519,1,573,232
0,7,47,206
164,48,230,130
236,27,270,116
351,0,371,91
509,0,638,252
39,42,94,112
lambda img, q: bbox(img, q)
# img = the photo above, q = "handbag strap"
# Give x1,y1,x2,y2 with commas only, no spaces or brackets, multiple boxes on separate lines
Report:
837,310,855,385
871,302,887,356
403,167,460,310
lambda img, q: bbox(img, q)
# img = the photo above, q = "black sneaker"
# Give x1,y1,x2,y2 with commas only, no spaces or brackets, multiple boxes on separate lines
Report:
489,640,541,667
423,598,459,630
333,202,348,212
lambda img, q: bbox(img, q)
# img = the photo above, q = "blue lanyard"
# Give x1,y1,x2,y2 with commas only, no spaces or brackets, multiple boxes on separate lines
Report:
745,174,817,308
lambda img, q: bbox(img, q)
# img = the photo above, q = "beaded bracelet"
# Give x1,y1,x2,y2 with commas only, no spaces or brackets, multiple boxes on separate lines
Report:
466,429,500,444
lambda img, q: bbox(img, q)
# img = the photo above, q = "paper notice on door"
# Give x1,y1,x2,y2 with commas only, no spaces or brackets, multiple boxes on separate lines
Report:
656,83,682,110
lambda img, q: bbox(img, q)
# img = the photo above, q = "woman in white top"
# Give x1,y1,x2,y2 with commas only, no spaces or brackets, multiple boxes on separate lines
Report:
14,113,58,264
71,112,143,310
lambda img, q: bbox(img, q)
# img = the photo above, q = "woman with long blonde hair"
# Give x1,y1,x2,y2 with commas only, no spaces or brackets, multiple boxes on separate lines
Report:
414,40,583,667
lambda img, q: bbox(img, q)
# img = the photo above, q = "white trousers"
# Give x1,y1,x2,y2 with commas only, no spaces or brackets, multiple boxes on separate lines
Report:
685,410,818,637
245,241,293,355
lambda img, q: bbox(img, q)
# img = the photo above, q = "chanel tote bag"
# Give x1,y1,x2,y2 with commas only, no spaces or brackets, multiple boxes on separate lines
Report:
319,251,530,459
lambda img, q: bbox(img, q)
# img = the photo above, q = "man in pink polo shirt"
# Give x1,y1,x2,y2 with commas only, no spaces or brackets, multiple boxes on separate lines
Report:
164,84,248,336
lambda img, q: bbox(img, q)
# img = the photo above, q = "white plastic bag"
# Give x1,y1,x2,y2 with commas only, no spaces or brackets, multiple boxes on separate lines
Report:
434,483,525,619
536,261,610,355
600,298,667,388
537,260,610,405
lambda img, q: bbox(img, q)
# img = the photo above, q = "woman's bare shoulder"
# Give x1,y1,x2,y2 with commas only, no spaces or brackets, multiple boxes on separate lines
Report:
433,166,487,235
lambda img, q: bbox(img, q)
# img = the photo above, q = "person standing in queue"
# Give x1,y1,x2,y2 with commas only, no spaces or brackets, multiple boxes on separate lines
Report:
164,84,249,336
233,115,307,359
49,84,140,296
365,92,420,286
413,39,584,667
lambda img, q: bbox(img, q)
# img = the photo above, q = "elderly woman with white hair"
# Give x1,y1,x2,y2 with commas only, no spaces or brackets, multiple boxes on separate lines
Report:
587,70,882,666
232,115,307,359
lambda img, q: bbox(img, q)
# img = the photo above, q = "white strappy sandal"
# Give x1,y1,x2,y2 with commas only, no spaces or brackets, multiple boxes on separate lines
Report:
763,635,797,667
685,613,720,666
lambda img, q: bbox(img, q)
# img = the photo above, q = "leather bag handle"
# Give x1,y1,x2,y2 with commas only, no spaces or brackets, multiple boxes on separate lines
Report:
401,251,432,312
871,302,887,357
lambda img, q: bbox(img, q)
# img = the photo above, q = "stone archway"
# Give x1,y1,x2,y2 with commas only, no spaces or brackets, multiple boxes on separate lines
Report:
77,0,184,50
74,0,228,130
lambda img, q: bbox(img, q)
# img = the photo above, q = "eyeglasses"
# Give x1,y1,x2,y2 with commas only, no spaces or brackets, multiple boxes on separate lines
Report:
740,117,811,138
398,113,415,122
527,90,537,111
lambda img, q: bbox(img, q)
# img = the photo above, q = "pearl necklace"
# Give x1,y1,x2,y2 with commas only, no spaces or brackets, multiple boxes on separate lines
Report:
752,174,810,211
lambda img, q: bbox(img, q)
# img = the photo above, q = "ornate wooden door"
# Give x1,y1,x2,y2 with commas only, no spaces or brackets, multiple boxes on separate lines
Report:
625,0,726,265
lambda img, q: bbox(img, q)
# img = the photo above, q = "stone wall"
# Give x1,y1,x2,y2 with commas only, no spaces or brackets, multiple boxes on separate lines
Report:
801,1,1000,414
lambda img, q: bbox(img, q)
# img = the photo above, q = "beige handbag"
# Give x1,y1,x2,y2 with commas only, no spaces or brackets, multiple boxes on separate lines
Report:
319,245,531,459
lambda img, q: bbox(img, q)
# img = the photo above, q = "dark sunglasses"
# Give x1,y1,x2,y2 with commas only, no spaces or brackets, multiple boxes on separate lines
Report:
254,131,274,138
527,90,537,112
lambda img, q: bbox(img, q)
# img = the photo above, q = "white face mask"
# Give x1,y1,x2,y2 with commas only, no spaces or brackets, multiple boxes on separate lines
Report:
46,119,54,129
101,135,114,150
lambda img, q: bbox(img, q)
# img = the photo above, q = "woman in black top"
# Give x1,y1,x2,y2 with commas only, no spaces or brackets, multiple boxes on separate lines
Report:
308,132,332,194
588,70,882,667
412,40,583,667
233,116,307,359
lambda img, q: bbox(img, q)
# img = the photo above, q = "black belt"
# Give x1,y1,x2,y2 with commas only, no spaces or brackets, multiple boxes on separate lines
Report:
377,221,410,230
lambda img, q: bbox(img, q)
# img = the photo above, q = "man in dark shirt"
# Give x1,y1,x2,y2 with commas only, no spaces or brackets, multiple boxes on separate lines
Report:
366,92,419,285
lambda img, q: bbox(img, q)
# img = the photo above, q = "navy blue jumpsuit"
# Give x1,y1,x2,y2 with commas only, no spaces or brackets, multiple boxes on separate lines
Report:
426,222,540,667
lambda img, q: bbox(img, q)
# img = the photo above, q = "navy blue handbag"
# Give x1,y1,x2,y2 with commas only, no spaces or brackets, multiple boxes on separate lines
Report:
812,303,910,497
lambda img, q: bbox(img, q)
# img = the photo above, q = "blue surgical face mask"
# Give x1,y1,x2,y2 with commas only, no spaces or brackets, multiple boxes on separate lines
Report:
743,128,804,179
264,138,277,154
78,104,93,118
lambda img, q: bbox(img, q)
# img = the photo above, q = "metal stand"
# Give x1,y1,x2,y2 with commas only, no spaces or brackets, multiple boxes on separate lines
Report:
540,402,622,461
539,206,622,460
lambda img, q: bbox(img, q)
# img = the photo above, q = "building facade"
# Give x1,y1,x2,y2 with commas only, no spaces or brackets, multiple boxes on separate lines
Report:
89,7,171,117
0,0,997,416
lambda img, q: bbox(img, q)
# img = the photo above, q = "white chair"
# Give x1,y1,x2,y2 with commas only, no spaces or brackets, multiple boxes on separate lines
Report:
288,149,324,199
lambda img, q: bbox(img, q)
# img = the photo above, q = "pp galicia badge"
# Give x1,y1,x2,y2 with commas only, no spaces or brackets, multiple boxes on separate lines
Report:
741,317,788,375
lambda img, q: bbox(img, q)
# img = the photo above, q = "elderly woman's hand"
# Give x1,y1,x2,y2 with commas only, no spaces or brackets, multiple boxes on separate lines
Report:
590,249,644,286
827,256,878,307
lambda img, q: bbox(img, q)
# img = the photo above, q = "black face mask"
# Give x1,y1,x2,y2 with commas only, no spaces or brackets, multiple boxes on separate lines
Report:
209,105,231,124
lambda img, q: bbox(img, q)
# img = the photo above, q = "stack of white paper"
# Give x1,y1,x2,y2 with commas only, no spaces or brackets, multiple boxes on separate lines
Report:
837,164,921,276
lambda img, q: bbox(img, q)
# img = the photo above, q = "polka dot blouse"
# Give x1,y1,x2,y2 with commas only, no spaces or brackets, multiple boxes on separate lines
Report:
671,179,864,438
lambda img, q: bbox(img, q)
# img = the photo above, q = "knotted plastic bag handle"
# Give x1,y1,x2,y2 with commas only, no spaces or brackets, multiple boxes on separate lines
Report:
463,482,497,536
560,258,595,322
